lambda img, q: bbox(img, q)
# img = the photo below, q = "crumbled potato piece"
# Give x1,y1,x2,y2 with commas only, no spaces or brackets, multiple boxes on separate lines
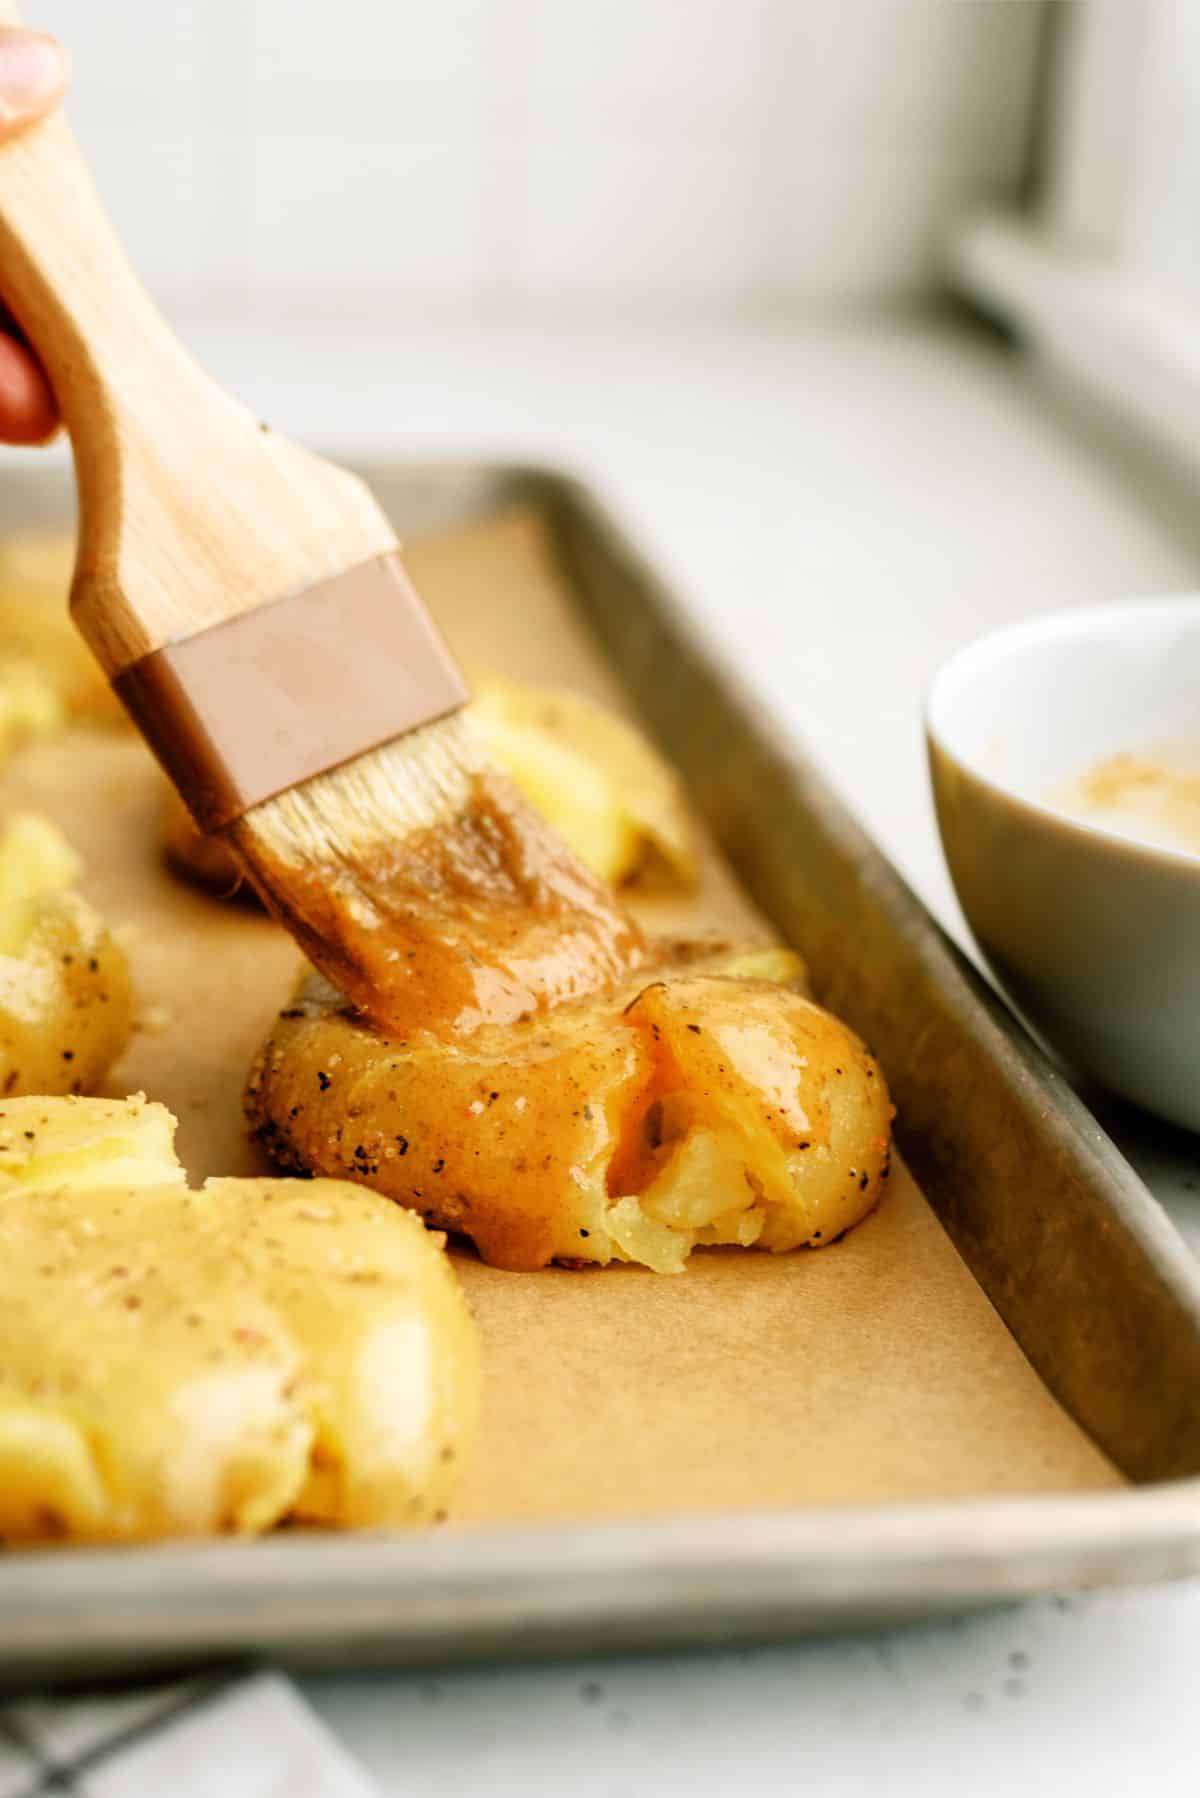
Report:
162,667,698,900
0,1096,479,1544
470,668,696,889
0,1093,183,1194
247,943,893,1274
0,529,126,747
0,813,133,1097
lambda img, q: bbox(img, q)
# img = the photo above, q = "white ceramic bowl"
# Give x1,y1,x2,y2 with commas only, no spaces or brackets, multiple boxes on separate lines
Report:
926,597,1200,1134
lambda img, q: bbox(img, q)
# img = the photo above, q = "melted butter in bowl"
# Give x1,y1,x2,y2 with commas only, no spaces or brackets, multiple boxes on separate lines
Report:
926,595,1200,1131
1053,749,1200,859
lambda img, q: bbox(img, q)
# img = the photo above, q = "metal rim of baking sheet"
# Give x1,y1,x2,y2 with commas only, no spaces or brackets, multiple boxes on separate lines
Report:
0,457,1197,1690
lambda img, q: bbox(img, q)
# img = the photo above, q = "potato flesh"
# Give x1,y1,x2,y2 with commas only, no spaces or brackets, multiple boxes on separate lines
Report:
247,947,894,1274
0,1098,479,1544
608,976,893,1269
0,814,133,1098
0,1093,183,1195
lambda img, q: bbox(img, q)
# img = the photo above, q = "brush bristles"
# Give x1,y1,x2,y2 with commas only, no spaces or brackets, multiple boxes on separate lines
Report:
224,706,644,1037
233,710,486,876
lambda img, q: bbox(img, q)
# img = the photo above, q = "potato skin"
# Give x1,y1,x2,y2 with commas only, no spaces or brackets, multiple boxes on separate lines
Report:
248,972,648,1272
0,891,133,1097
247,948,894,1274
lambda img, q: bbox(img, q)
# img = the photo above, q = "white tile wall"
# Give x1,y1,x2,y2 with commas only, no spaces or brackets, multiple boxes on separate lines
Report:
1042,0,1152,255
1041,0,1200,301
1123,0,1200,299
29,0,1043,322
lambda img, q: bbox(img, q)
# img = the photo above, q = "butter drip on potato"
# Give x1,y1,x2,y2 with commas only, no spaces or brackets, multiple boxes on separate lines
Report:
0,813,133,1097
247,945,893,1274
0,1096,479,1544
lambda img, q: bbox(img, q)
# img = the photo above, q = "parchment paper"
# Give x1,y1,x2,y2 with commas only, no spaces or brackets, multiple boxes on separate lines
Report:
0,505,1119,1525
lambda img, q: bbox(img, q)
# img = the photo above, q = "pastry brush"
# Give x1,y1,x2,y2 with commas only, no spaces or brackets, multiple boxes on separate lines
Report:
0,6,643,1033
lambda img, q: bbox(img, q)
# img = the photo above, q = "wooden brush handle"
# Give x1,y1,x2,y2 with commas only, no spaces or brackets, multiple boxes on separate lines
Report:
0,2,393,676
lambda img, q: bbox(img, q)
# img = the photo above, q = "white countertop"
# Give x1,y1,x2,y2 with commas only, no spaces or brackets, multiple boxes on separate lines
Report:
146,315,1200,1793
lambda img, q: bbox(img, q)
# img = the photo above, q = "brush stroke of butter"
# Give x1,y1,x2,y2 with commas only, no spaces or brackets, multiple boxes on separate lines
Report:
1054,751,1200,857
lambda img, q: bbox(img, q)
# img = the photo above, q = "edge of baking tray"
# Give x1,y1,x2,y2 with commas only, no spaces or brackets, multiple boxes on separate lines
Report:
0,455,1198,1686
2,1479,1199,1685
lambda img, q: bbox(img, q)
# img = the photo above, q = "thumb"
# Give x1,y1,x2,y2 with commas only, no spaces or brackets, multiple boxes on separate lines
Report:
0,27,66,141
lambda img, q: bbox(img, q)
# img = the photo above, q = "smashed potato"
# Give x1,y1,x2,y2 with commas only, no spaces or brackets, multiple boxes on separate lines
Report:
0,1096,479,1543
162,667,697,899
0,813,133,1096
247,944,893,1274
470,668,696,888
0,529,125,752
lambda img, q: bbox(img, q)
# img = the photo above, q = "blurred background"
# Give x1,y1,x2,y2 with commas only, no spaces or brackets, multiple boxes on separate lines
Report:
21,2,1196,338
26,0,1197,468
12,0,1191,472
31,0,1049,323
13,0,1200,944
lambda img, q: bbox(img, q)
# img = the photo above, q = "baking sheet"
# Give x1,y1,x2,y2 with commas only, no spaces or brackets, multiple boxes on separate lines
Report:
1,460,1198,1686
0,504,1116,1523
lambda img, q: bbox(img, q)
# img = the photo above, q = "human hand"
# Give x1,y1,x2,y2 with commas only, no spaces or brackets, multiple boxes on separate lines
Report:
0,27,67,443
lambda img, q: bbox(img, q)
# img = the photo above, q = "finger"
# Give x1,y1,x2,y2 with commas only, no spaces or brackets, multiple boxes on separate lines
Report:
0,35,69,443
0,299,33,346
0,330,58,442
0,28,67,143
